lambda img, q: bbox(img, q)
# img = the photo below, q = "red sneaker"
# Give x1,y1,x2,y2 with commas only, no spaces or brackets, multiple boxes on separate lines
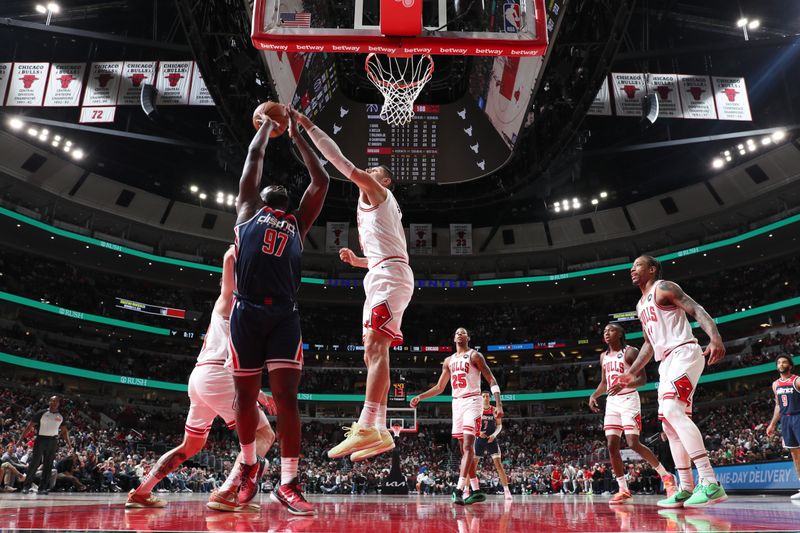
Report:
271,479,315,516
609,490,632,505
238,457,266,505
662,473,677,499
206,488,239,512
125,489,166,509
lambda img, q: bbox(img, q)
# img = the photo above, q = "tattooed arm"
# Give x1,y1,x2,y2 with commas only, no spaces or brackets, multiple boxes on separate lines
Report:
656,281,725,365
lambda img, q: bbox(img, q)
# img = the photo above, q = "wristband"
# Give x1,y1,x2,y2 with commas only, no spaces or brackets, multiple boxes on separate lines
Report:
491,385,501,395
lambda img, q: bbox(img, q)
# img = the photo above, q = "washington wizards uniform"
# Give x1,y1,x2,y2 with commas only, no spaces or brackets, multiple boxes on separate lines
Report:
229,207,304,375
773,374,800,448
475,406,501,457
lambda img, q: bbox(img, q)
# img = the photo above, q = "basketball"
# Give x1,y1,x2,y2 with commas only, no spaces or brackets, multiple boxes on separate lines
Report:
252,101,288,137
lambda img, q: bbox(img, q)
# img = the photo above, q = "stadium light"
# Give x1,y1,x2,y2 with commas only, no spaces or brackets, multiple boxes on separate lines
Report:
573,202,581,209
216,196,224,204
591,198,598,205
772,130,786,141
190,185,198,193
71,149,84,160
600,191,608,198
562,203,570,212
46,2,60,12
554,206,561,213
736,17,758,40
35,4,47,13
761,137,772,145
748,19,760,29
198,192,207,200
27,128,38,136
748,144,756,152
736,18,748,27
8,117,24,130
712,158,724,169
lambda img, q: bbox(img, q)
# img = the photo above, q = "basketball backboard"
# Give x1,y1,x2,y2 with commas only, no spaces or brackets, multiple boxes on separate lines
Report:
387,407,418,434
252,0,547,56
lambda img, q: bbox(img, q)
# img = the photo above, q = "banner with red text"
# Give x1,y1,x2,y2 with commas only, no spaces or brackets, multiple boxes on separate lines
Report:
645,73,682,118
410,223,433,255
450,224,473,255
0,63,12,105
6,63,50,106
587,77,611,116
155,61,193,105
189,63,215,106
712,76,752,121
325,222,349,253
82,62,124,106
611,73,646,117
678,75,717,119
117,61,157,105
44,63,86,107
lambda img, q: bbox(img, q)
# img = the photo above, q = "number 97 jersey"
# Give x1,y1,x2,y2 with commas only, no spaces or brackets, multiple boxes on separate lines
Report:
234,207,302,301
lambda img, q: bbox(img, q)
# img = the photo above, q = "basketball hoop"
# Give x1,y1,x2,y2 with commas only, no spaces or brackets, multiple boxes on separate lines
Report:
365,53,434,126
391,424,403,438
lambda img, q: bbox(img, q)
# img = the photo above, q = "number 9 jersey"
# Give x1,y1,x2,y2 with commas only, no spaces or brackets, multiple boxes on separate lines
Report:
233,207,302,302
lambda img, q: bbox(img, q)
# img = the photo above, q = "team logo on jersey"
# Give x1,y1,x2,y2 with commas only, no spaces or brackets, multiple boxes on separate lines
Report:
617,351,623,359
647,294,653,302
671,374,694,403
463,353,469,359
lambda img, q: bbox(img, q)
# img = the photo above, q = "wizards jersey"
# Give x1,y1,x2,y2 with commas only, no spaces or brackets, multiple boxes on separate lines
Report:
774,375,800,416
233,207,302,302
479,407,497,436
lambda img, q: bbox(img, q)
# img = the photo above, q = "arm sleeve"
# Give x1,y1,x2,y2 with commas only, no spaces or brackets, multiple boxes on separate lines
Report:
306,126,356,179
490,422,502,439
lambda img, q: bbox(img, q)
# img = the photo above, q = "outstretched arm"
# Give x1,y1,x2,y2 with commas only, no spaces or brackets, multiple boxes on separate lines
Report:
474,351,503,418
213,246,236,316
339,248,369,269
236,114,278,224
294,113,387,204
287,106,329,241
658,281,725,365
410,360,450,407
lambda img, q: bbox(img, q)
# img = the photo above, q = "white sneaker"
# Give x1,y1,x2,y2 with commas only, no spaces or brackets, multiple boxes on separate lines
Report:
791,490,800,500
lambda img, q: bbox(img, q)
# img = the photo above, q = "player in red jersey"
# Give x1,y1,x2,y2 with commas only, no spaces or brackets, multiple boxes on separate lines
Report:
589,323,676,504
410,328,503,505
615,255,727,508
766,355,800,500
126,247,276,511
296,113,414,462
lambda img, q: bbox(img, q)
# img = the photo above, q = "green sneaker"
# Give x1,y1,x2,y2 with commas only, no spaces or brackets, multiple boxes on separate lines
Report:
452,489,465,505
683,482,728,508
464,490,486,504
657,489,693,508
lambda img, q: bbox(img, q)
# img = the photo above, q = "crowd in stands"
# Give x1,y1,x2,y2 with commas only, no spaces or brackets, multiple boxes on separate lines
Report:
0,378,789,496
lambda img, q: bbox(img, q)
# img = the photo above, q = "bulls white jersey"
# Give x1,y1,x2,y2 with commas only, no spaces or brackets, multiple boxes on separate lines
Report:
603,346,635,395
196,311,229,365
636,280,697,362
356,190,409,269
449,349,482,399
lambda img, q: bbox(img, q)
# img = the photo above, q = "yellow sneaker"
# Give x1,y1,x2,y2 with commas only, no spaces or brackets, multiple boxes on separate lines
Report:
350,429,395,462
327,423,382,459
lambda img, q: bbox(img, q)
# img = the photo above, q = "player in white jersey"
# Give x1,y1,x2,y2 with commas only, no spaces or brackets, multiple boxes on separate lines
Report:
296,112,414,462
126,247,275,511
614,255,727,508
410,328,504,505
589,323,676,504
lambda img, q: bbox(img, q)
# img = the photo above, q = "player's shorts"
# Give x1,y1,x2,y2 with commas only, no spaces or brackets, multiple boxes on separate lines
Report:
475,437,501,458
781,415,800,448
657,342,704,422
362,260,414,347
229,296,303,376
451,395,483,439
604,391,642,436
185,363,269,437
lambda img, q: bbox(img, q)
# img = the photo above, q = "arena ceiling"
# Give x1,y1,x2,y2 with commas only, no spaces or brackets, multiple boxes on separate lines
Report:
0,0,798,226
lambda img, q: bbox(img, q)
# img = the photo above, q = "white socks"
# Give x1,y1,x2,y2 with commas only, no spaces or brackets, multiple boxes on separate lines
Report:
616,476,628,493
241,441,256,465
470,478,480,491
281,457,298,485
357,401,381,427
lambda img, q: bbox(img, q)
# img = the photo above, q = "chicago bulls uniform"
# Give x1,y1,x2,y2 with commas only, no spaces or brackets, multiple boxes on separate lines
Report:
475,406,501,457
186,311,268,437
449,350,483,439
636,281,702,421
229,207,304,375
773,374,800,448
602,346,642,436
356,190,414,346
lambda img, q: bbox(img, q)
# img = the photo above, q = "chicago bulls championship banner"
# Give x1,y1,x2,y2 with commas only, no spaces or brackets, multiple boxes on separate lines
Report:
44,63,86,107
117,61,157,105
678,75,717,120
645,73,682,118
409,223,433,255
325,222,349,254
611,73,646,117
189,63,215,106
586,77,611,116
0,63,11,105
6,63,49,106
83,62,124,106
449,224,473,255
156,61,193,105
712,77,752,121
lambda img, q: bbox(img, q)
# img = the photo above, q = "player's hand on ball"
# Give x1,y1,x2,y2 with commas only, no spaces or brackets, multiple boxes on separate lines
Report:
286,106,299,140
588,395,600,413
257,391,277,416
255,112,279,132
703,336,726,365
339,248,356,265
409,396,421,408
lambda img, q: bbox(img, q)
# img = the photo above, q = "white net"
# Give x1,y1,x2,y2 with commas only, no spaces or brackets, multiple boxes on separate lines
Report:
365,53,434,127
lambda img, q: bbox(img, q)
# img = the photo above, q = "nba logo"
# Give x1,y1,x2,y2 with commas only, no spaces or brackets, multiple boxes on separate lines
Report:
504,2,521,33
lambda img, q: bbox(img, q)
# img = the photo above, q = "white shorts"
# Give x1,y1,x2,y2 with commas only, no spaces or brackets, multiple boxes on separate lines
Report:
185,363,269,437
362,261,414,346
657,342,704,421
451,395,483,439
604,391,642,436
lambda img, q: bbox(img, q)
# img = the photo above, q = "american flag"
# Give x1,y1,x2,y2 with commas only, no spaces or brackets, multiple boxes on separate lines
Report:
280,12,311,28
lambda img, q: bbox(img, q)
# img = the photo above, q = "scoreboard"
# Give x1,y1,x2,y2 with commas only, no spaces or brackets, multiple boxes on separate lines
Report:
366,105,439,182
389,381,407,406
